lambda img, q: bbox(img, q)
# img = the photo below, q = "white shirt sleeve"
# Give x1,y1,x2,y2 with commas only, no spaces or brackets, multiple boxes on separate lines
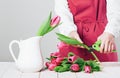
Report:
54,0,77,36
104,0,120,38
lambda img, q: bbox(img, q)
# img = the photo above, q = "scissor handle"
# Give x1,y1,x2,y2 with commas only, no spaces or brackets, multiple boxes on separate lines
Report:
92,40,101,51
92,40,116,52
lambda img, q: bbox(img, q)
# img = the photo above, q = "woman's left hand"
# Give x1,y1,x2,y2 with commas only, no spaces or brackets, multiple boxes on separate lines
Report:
97,32,115,53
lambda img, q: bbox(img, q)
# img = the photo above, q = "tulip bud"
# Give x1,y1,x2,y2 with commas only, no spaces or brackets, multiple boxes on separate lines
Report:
48,63,57,71
50,16,60,27
51,58,57,64
70,64,80,72
68,56,78,63
51,58,63,66
50,52,61,58
84,66,92,73
45,62,50,68
56,57,64,65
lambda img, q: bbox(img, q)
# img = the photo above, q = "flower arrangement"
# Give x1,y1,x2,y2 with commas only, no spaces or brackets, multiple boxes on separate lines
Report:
37,12,60,36
37,12,101,73
46,52,101,73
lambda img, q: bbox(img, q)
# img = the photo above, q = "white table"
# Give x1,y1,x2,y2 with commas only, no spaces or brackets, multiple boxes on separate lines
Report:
0,62,120,78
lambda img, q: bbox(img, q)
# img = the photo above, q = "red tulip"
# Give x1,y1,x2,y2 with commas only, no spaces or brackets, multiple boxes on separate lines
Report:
50,16,60,27
56,57,64,65
50,52,61,58
84,66,92,73
51,57,64,66
45,62,50,68
51,58,57,65
48,63,57,71
70,64,80,72
68,55,78,63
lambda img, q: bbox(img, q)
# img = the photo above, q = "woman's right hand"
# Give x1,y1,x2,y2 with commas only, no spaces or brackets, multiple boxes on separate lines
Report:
69,31,84,48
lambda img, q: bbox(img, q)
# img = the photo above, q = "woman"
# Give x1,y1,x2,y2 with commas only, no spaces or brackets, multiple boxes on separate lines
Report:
55,0,120,62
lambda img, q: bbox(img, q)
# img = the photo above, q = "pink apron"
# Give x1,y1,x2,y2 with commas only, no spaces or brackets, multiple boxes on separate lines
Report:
58,0,118,62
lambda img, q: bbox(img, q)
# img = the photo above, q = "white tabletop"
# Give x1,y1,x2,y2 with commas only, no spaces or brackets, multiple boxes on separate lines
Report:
0,62,120,78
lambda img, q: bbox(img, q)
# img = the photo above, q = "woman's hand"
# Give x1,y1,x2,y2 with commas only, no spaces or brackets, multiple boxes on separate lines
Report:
69,31,84,48
97,32,115,53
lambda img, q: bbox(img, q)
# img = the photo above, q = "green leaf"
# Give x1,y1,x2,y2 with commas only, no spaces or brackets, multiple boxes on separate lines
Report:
56,33,90,50
56,32,69,39
58,67,69,72
68,52,75,57
62,64,71,71
62,64,71,68
74,58,85,65
58,37,79,45
54,66,62,72
92,66,101,71
46,58,51,61
85,60,101,72
56,33,80,44
54,64,71,72
37,12,52,36
61,58,69,65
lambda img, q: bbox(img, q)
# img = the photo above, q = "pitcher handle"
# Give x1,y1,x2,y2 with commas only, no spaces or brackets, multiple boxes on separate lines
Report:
9,40,20,62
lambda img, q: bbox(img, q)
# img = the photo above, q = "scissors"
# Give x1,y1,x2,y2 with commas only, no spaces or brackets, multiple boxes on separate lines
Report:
88,40,116,52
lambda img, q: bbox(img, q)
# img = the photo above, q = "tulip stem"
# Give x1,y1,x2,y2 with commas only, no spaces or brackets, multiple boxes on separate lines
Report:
82,45,100,63
91,52,100,63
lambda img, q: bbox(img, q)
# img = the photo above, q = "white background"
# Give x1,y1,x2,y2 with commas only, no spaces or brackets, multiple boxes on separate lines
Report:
0,0,120,62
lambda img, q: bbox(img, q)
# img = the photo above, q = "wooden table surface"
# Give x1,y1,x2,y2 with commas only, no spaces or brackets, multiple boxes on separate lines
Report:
0,62,120,78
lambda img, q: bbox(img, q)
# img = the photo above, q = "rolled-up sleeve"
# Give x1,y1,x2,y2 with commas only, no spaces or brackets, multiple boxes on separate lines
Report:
54,0,77,36
104,0,120,38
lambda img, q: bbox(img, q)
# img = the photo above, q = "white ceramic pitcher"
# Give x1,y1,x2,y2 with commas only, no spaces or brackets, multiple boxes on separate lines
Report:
9,36,44,72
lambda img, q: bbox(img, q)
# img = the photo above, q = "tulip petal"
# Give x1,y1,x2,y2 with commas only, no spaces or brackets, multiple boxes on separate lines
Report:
50,16,61,27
